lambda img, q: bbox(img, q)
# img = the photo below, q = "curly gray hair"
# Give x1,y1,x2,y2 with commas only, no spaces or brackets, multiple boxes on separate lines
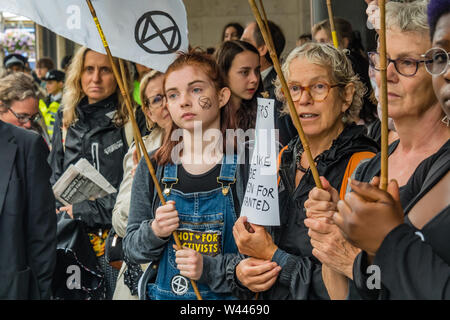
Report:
274,42,365,124
386,0,429,33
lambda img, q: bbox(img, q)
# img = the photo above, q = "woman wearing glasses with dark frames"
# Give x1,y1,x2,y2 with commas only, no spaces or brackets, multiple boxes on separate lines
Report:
230,42,379,300
305,0,450,300
0,72,52,148
320,0,450,300
0,73,44,130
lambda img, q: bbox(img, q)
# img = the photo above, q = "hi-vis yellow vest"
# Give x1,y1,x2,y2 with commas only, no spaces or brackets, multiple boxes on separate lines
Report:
39,98,61,138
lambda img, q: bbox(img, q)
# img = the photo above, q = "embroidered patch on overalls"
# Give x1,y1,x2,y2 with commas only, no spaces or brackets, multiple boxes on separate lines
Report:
177,230,222,257
171,274,189,295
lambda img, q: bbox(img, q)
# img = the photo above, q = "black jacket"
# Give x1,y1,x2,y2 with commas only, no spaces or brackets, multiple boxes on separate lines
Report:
0,120,56,299
48,94,147,229
230,124,379,300
352,139,450,299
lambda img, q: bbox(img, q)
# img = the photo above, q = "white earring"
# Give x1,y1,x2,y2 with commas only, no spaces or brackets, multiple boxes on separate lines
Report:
442,116,450,127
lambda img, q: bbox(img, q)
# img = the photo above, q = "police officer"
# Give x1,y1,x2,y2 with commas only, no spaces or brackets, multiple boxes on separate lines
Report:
39,69,65,139
3,53,27,74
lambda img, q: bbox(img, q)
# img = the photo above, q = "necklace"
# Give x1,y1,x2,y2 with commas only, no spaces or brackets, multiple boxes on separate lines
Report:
295,149,308,173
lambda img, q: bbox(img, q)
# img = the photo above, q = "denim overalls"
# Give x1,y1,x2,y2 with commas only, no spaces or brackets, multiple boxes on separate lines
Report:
147,154,239,300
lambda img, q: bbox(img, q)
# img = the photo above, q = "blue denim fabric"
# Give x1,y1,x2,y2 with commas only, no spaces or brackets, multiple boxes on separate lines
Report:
147,155,238,300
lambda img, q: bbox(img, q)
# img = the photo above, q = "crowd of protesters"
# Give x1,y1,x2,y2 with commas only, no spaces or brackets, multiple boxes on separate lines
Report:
0,0,449,300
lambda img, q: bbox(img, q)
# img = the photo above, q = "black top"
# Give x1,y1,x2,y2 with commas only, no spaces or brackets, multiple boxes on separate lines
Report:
175,163,241,215
352,139,450,299
176,164,221,193
353,139,412,209
233,124,379,300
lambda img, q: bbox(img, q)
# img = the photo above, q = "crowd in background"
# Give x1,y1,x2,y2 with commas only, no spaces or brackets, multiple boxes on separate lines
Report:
0,0,449,300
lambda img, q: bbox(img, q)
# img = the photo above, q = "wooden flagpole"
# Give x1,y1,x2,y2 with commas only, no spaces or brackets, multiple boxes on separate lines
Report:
378,0,388,191
118,58,141,161
326,0,339,48
249,0,323,189
85,0,203,300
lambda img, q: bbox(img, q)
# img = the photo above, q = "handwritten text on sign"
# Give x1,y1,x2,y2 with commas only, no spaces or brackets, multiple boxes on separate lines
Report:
240,98,280,226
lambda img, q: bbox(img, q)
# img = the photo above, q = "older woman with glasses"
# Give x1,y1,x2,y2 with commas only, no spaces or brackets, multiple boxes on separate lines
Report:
324,0,450,300
112,70,171,300
304,0,450,299
230,42,379,300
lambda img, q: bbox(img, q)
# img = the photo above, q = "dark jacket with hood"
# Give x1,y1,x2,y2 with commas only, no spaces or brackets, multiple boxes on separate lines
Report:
48,94,146,299
228,124,379,300
48,94,147,229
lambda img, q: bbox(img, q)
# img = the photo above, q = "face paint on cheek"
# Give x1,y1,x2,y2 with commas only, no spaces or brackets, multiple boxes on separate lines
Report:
198,96,212,110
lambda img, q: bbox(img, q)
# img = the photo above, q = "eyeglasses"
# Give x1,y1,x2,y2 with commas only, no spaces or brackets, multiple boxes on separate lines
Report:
8,107,41,124
287,82,342,102
422,47,450,76
144,94,166,109
368,51,429,77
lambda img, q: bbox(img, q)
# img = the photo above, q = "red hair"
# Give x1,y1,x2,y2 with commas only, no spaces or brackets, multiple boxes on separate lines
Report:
154,49,235,165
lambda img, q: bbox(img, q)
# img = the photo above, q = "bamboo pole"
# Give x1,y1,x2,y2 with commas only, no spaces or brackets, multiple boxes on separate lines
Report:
85,0,203,300
249,0,322,189
326,0,339,48
378,0,388,191
118,58,141,161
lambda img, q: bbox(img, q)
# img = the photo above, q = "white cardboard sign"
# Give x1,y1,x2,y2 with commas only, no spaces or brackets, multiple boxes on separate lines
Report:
240,98,280,226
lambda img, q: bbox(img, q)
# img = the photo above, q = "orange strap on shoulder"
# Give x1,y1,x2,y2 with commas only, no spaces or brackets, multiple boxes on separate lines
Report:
277,145,289,186
339,151,376,200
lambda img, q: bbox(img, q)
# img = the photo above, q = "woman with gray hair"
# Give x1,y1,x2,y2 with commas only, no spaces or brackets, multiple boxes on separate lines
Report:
305,0,450,299
231,42,379,300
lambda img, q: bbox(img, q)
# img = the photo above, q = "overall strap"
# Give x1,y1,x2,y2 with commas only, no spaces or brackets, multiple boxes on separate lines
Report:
217,154,238,196
161,162,178,196
152,164,165,215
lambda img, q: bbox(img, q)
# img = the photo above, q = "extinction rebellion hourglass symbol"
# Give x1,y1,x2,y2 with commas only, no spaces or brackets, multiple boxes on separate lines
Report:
171,275,189,295
135,11,182,54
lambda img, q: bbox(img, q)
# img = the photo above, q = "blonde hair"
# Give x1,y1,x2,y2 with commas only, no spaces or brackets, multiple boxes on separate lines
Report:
61,46,134,128
274,42,365,123
0,72,40,112
139,69,164,129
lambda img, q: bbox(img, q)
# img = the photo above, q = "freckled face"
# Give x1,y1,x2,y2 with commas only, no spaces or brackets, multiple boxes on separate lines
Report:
165,66,226,132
